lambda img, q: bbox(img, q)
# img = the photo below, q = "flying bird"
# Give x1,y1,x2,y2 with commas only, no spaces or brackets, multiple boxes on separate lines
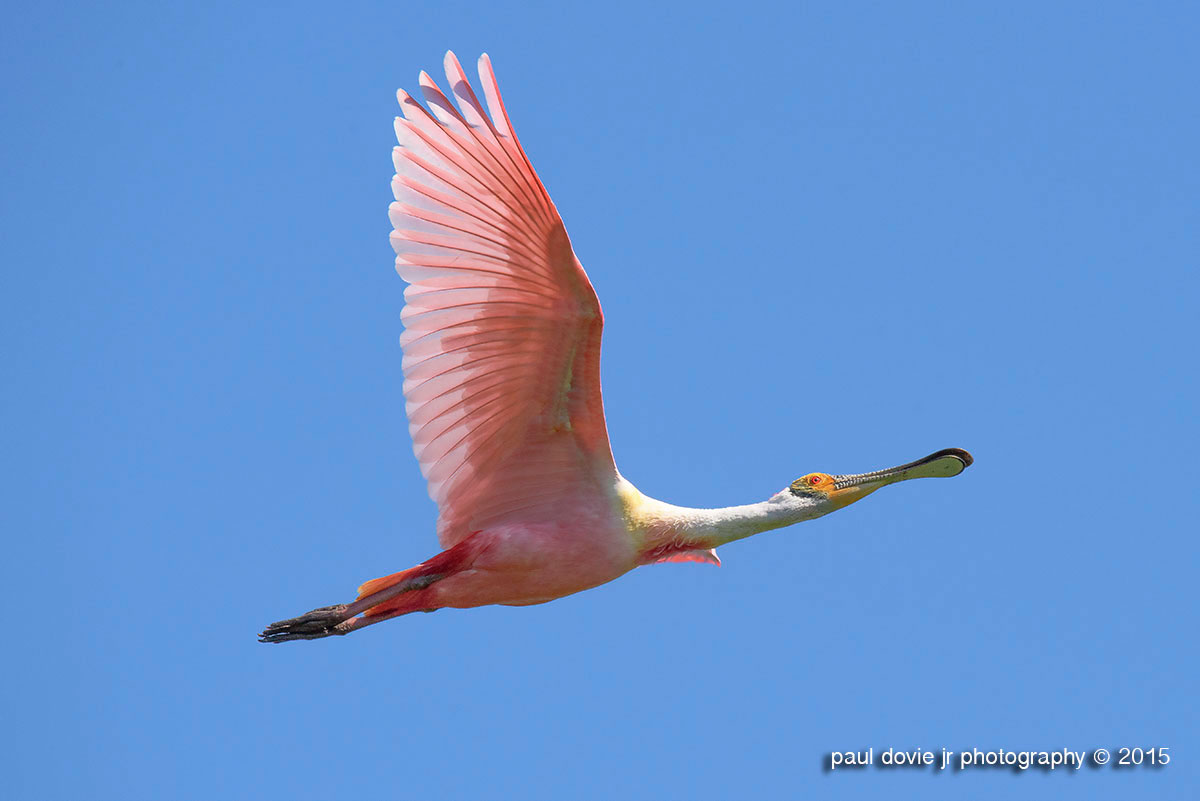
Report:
260,52,972,643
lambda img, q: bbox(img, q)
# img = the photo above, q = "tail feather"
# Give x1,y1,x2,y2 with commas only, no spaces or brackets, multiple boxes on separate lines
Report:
356,567,418,600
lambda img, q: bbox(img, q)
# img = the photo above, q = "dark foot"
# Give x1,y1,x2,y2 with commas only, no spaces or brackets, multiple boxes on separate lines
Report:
258,604,357,643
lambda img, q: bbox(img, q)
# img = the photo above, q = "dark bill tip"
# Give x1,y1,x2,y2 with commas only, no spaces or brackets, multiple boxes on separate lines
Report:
919,447,974,469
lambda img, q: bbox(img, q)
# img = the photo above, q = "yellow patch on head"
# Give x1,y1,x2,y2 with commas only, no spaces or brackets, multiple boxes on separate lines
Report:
791,473,834,493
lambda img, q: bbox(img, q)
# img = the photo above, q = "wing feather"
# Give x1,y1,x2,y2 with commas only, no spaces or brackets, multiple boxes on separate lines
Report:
390,53,615,547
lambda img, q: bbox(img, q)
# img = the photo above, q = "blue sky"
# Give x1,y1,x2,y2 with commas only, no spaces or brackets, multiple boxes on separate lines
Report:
4,2,1197,799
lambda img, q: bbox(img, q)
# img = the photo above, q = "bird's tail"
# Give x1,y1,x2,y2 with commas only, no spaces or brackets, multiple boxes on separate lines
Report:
355,566,436,617
357,569,414,604
354,534,485,618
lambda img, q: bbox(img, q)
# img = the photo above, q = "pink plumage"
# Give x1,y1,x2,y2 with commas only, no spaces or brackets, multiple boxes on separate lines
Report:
391,52,615,550
257,52,973,643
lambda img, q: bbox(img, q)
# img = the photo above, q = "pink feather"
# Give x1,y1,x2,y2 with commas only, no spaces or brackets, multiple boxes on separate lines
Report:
389,53,614,548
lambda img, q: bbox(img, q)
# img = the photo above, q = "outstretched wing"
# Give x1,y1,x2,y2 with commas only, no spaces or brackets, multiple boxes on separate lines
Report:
389,52,616,548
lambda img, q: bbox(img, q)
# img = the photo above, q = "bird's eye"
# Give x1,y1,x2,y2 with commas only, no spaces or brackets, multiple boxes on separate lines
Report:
809,475,822,486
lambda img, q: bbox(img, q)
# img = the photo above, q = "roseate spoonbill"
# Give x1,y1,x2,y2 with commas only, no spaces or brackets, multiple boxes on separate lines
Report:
259,52,972,643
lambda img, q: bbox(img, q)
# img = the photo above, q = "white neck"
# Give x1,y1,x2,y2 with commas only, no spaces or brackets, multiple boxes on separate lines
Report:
622,480,829,553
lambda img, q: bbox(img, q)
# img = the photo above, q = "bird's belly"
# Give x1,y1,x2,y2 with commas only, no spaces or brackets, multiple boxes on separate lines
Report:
428,521,636,609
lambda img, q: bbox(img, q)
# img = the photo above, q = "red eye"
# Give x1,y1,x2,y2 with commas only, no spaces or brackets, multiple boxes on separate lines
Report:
809,475,821,485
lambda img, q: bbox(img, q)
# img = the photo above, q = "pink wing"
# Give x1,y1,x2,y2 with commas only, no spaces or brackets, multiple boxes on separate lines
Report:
389,52,616,548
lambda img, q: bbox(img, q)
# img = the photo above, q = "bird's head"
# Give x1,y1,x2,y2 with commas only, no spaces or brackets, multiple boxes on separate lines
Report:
788,448,974,513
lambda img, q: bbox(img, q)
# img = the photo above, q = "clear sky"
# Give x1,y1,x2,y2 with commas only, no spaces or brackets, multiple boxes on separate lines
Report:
4,2,1197,799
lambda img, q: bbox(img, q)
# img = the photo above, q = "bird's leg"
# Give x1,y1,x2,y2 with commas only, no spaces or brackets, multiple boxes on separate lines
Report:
258,535,482,643
258,573,444,643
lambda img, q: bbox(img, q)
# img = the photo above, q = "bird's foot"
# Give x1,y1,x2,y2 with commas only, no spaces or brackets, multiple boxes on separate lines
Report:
258,604,357,643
